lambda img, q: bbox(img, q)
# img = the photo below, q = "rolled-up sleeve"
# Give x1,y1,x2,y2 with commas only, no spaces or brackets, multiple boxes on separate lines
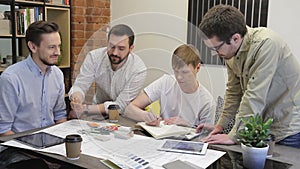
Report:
69,52,98,99
53,72,67,121
0,74,18,134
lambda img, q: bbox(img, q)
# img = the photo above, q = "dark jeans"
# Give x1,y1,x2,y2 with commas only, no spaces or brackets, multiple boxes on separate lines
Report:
277,132,300,148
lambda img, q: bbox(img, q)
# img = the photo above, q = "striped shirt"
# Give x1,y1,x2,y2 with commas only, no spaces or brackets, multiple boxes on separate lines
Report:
69,47,147,112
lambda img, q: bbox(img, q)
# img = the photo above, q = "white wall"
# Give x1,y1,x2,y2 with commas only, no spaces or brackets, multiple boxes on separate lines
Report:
111,0,188,74
111,0,300,100
111,0,228,99
268,0,300,63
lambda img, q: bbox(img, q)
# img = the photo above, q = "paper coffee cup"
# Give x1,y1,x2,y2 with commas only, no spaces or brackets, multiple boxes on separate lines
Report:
65,134,82,160
108,104,120,123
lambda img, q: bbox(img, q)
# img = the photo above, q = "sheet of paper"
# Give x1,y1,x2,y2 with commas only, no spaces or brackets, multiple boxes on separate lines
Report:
1,120,225,169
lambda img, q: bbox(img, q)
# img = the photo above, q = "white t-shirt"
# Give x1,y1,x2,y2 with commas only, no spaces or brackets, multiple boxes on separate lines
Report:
144,74,216,126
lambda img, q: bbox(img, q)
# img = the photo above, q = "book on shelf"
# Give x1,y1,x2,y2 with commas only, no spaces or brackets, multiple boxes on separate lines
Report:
12,7,43,35
16,9,25,35
48,0,69,5
136,121,201,140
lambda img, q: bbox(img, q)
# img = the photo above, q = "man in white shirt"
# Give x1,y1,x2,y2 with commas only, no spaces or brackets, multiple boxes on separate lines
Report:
69,24,147,118
125,44,215,127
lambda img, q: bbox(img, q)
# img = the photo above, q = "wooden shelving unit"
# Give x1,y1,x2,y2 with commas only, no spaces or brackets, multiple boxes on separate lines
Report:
0,0,72,98
0,0,71,72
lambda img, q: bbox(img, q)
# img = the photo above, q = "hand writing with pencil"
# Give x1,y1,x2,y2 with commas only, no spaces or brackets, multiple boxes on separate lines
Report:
144,111,162,126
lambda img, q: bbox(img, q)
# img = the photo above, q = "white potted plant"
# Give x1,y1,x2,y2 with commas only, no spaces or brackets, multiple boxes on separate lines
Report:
237,114,273,169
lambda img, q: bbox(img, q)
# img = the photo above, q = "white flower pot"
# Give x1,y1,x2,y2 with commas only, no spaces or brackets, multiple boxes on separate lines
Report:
241,143,269,169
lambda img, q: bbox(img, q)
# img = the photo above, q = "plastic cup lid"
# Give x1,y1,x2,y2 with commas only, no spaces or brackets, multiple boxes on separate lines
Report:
65,134,82,143
108,104,120,110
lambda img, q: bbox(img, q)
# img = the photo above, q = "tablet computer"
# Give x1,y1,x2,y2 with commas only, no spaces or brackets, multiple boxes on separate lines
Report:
14,132,65,149
158,139,208,155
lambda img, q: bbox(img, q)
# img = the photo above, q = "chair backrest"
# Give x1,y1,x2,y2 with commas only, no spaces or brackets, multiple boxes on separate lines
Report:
215,96,235,134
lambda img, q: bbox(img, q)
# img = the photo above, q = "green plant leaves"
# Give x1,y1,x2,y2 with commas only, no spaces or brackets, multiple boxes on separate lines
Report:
237,114,273,148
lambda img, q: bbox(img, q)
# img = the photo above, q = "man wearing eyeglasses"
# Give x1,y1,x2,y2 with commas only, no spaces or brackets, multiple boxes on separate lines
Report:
197,5,300,148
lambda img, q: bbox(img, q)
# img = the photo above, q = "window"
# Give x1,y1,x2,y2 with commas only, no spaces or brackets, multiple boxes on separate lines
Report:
187,0,269,65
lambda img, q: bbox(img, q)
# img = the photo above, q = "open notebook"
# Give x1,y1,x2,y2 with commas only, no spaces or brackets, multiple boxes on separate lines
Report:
137,121,200,140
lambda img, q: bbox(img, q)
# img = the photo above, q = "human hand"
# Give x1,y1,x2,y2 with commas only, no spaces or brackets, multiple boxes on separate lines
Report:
70,103,86,119
196,123,216,133
200,125,224,142
71,100,84,112
163,116,189,126
201,133,235,145
68,110,77,119
209,125,223,135
70,92,85,114
144,111,159,123
146,117,162,126
70,92,84,104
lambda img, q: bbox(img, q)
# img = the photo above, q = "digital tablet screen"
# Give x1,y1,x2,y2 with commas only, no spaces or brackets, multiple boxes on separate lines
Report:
158,139,208,155
14,132,65,149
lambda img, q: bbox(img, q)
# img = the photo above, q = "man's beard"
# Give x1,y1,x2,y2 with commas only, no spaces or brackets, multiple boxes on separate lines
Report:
40,56,57,66
108,52,130,64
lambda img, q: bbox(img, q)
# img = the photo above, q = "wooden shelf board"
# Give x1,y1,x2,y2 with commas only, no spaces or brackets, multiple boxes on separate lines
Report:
15,0,44,5
0,34,12,37
45,3,70,8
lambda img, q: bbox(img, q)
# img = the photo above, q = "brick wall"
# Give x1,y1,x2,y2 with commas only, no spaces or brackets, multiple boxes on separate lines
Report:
70,0,110,103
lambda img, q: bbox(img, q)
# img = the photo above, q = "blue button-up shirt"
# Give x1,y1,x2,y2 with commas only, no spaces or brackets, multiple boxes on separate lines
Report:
0,56,66,134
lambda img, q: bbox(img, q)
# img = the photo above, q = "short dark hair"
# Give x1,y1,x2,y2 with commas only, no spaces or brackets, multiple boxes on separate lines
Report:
172,44,201,69
108,24,135,47
26,21,60,53
199,5,247,43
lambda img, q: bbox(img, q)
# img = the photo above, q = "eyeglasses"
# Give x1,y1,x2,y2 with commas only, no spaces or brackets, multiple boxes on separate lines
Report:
208,41,226,52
